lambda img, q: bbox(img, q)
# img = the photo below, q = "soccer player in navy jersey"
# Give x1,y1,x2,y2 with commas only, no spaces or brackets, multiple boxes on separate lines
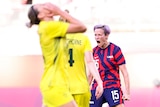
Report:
88,24,130,107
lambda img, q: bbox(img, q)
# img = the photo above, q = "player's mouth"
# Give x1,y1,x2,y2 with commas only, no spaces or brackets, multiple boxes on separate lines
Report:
97,41,100,43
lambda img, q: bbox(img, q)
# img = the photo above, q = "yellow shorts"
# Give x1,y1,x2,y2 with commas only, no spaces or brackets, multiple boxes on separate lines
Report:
73,92,91,107
41,86,74,107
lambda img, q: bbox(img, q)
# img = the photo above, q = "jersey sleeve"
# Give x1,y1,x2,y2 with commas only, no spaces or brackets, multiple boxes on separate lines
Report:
113,46,126,65
39,21,69,38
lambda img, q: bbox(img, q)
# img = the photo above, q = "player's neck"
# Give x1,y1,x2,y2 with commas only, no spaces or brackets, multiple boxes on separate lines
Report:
43,17,54,21
101,42,110,49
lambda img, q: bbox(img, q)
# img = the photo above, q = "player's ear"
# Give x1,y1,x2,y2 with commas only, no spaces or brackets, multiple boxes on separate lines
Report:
37,12,44,19
39,13,54,18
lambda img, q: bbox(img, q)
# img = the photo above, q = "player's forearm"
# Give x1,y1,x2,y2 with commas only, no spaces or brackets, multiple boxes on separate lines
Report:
122,70,130,95
45,3,86,32
87,61,102,85
120,65,130,95
57,9,86,32
87,72,93,85
124,75,130,95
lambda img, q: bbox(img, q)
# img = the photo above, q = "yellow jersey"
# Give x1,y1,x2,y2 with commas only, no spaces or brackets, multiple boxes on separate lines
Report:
38,21,69,91
66,33,92,94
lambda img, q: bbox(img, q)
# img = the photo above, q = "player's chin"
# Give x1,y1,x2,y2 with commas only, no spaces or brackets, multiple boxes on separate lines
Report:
97,44,102,48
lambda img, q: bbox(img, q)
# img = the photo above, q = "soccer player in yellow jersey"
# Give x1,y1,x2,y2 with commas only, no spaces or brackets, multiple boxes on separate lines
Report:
66,33,103,107
26,2,97,107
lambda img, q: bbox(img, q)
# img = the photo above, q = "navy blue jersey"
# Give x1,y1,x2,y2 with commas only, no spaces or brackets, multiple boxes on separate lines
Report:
91,42,126,90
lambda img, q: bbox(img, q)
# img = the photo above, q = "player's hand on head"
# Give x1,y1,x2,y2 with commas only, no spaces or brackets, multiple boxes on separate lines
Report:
43,3,60,16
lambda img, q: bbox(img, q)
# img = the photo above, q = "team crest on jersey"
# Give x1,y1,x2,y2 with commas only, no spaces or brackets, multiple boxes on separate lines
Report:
94,56,99,59
107,55,113,58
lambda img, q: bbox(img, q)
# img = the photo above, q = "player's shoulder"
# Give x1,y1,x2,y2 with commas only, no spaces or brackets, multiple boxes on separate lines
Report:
110,42,120,48
109,42,122,52
93,46,99,51
39,21,59,28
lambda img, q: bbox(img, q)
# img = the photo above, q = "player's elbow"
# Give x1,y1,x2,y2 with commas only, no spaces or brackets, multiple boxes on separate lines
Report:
81,26,87,32
77,25,87,32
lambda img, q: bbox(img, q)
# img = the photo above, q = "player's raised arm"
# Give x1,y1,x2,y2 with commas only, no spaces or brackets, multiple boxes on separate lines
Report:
43,3,87,33
27,2,86,33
